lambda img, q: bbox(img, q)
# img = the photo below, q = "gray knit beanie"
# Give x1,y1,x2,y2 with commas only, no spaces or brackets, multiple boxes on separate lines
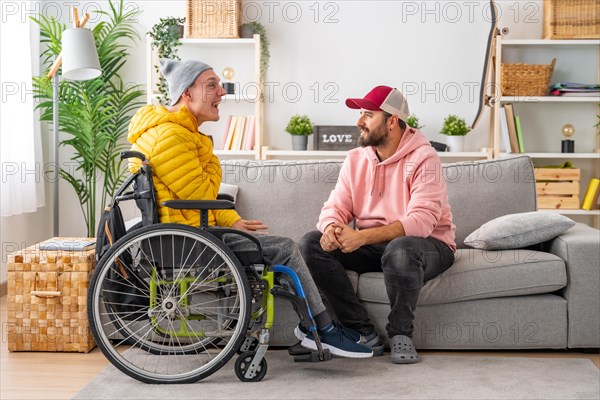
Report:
159,59,213,106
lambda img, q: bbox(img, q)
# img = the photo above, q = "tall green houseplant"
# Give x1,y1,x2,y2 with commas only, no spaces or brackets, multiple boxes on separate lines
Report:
32,0,145,236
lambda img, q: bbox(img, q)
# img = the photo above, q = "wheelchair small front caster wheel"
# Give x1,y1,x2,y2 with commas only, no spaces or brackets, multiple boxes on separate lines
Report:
235,351,267,382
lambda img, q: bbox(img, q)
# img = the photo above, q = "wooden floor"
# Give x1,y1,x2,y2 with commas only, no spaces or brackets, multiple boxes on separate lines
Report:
1,295,598,399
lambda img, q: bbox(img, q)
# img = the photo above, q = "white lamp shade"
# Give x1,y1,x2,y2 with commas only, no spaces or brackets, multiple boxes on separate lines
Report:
61,28,101,81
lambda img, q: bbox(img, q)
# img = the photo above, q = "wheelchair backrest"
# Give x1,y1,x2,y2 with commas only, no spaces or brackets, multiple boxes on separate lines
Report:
95,151,158,261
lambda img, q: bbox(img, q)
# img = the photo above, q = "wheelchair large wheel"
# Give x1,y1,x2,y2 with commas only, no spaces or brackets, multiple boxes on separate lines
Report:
88,224,252,384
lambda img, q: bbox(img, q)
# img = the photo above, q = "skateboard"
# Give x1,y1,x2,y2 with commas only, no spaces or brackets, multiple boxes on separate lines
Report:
471,0,509,129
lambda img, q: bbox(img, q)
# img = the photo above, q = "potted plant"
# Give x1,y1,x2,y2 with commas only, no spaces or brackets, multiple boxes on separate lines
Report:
285,114,314,151
440,114,471,152
31,0,145,236
406,113,424,130
239,22,270,87
148,17,186,105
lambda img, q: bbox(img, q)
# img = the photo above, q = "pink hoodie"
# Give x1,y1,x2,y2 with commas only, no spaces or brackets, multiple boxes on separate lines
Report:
317,127,456,252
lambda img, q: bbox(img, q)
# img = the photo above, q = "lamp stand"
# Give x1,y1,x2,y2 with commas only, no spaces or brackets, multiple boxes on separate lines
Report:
52,69,59,237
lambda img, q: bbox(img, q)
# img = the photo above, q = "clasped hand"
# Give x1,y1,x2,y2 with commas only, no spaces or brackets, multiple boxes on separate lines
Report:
320,223,364,253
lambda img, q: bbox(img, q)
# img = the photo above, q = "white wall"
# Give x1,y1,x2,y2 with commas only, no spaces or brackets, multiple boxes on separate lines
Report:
2,0,596,286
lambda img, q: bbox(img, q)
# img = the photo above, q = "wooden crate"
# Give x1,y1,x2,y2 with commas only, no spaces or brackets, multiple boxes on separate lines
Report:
535,168,581,209
7,238,96,352
313,125,360,151
186,0,241,38
543,0,600,39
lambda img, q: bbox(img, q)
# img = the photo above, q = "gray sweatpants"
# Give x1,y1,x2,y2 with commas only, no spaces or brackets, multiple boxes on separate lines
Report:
222,234,326,317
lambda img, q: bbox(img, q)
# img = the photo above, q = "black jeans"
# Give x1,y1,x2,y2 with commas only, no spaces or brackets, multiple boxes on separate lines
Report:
299,231,455,338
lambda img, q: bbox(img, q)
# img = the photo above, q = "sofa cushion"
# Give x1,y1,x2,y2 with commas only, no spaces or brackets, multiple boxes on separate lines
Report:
464,211,575,250
445,156,537,248
221,160,342,242
356,249,567,305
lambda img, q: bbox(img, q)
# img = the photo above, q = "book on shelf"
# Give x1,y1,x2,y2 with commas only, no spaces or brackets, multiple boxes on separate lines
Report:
231,116,247,151
549,82,600,97
503,104,520,153
39,239,96,251
499,107,512,153
223,116,238,150
581,178,600,210
551,91,600,98
221,116,233,149
243,115,256,150
222,115,256,151
514,115,525,153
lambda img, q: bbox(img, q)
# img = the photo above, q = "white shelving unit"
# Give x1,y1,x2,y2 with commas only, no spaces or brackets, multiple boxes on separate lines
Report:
262,150,490,160
146,35,263,160
493,37,600,226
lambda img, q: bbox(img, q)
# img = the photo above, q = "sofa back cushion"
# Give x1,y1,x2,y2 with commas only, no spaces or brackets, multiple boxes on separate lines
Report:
221,160,343,242
221,156,537,247
445,156,537,248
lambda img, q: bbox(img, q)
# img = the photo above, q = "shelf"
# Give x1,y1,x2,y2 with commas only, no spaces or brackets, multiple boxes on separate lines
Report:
180,38,257,46
538,209,600,216
438,152,489,159
500,153,600,159
264,150,347,158
502,39,600,46
500,96,600,103
214,150,256,157
149,93,258,103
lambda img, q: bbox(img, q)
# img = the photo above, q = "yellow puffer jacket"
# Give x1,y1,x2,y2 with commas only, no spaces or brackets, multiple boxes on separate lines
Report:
127,104,240,227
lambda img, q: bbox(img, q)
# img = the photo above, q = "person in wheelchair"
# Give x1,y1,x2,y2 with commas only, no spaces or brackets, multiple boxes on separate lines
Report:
126,58,372,359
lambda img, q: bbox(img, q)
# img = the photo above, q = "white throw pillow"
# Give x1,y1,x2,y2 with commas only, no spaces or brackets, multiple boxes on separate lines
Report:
218,182,239,203
464,211,575,250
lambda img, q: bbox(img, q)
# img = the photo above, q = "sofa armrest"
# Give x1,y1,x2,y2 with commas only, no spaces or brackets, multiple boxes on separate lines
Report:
547,222,600,348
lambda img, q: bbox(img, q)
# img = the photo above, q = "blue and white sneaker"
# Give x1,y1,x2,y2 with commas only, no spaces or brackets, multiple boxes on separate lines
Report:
300,324,373,358
295,322,359,341
295,323,383,355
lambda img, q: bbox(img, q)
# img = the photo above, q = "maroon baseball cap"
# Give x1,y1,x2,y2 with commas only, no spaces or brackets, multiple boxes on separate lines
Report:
346,85,410,122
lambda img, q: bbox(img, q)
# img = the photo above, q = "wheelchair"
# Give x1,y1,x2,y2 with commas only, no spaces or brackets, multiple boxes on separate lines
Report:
87,151,331,384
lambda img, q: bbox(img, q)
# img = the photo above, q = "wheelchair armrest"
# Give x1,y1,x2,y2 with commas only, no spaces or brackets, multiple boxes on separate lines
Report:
162,200,235,210
216,193,235,202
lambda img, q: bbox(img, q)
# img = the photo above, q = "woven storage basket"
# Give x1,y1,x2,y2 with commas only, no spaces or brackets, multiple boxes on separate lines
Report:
501,58,556,97
186,0,241,38
7,238,96,352
543,0,600,39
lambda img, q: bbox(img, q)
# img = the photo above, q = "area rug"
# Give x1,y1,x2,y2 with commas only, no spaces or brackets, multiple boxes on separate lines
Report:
73,351,599,400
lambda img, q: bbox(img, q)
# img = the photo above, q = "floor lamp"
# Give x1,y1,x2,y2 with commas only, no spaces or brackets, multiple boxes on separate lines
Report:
47,9,101,237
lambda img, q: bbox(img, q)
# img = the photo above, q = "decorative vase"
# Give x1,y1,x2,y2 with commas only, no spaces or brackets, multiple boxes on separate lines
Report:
446,135,465,152
291,135,308,151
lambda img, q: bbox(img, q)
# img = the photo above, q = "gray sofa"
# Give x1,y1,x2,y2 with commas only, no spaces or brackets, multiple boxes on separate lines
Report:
221,156,600,350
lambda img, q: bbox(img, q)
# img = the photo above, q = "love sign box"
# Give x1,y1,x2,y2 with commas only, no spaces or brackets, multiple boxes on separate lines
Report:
313,125,360,151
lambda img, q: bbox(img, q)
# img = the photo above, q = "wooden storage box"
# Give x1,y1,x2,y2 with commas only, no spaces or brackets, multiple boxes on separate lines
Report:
535,168,581,209
7,238,96,352
186,0,241,38
543,0,600,40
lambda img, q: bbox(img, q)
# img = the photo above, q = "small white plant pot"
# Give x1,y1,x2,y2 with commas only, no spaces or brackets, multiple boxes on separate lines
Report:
446,136,465,152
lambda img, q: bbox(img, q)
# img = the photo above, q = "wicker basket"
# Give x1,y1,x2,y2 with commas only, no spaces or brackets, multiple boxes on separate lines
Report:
501,59,556,97
7,238,96,352
186,0,241,38
543,0,600,39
